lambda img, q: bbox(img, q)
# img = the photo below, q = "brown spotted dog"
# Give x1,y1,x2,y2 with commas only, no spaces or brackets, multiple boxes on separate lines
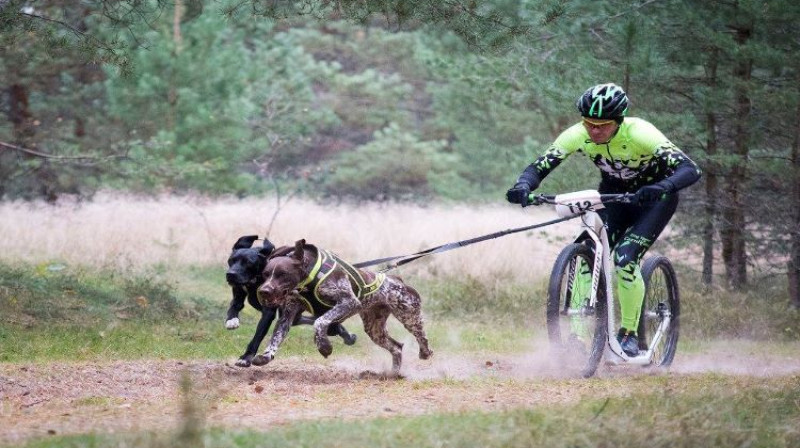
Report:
252,239,433,373
225,235,356,367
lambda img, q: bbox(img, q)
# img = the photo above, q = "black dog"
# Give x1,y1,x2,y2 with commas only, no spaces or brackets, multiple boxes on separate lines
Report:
226,235,357,367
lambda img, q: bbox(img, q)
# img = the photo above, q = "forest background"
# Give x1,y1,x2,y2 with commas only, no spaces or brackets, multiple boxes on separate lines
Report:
1,0,799,301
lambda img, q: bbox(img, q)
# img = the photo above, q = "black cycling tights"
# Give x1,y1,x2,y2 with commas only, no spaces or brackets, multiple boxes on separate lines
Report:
600,193,679,331
601,193,679,266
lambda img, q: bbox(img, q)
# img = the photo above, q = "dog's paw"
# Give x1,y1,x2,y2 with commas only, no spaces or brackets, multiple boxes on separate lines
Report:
251,353,274,366
419,348,433,360
343,333,357,346
225,318,240,330
235,357,251,368
316,337,333,358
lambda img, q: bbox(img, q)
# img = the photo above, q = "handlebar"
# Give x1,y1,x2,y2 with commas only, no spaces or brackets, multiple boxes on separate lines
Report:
527,192,636,206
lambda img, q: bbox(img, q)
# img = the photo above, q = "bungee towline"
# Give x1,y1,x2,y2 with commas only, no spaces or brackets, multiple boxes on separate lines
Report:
353,214,580,273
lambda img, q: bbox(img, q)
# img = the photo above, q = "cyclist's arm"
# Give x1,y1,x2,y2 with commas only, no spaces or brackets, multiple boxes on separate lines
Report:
654,141,702,191
630,119,702,191
516,123,585,186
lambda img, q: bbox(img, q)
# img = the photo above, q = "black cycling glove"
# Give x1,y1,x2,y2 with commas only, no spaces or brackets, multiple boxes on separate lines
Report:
506,182,532,205
506,165,541,207
635,179,675,203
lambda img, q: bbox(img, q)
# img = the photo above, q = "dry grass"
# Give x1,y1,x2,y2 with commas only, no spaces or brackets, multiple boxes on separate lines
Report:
0,193,577,282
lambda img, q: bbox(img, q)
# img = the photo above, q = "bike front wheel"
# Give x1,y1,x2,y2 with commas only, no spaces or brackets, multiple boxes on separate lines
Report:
546,243,607,378
638,255,680,367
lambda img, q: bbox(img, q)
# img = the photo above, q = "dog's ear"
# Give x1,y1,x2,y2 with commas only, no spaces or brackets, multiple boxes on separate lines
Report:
292,239,306,260
232,235,259,250
259,239,276,258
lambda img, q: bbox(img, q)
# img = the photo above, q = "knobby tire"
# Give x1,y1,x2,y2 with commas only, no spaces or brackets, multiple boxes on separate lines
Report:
546,243,607,378
638,255,680,367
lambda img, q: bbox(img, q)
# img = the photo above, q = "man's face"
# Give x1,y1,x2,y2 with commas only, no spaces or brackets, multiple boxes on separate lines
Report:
582,118,619,144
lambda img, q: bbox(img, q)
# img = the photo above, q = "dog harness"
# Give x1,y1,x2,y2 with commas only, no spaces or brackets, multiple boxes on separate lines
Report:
295,249,386,316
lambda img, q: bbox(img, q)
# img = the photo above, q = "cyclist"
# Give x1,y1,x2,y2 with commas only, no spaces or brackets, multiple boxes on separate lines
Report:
506,83,701,357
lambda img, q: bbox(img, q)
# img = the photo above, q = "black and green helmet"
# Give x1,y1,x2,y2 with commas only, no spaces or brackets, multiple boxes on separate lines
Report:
576,83,629,119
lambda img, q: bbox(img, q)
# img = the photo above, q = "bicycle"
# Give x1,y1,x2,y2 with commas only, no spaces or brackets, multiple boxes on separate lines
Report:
529,190,680,378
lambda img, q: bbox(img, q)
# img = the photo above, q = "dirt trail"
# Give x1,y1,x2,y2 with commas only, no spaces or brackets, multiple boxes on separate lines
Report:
2,346,800,445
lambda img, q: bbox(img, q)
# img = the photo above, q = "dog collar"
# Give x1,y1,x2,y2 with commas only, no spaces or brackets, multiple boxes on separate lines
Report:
296,250,328,291
296,250,338,313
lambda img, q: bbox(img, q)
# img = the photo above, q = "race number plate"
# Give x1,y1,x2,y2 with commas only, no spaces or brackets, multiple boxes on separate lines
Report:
553,190,604,218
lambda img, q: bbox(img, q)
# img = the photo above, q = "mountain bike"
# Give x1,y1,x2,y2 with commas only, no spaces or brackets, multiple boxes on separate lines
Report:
529,190,680,378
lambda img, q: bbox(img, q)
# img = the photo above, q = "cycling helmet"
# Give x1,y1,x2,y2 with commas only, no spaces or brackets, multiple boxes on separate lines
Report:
576,83,629,120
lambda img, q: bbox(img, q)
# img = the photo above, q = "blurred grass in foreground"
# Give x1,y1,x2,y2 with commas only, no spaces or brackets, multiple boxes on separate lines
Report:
20,374,800,448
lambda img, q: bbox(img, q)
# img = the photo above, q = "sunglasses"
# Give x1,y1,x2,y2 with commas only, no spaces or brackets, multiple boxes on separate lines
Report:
582,117,617,126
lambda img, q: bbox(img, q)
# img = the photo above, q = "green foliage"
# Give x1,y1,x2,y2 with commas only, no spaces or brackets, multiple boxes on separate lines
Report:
4,0,800,298
1,2,619,201
102,14,339,195
219,0,532,51
0,1,154,199
0,0,134,70
321,124,464,200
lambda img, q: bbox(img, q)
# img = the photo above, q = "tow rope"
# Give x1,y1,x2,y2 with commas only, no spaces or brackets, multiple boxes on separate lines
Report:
353,214,580,272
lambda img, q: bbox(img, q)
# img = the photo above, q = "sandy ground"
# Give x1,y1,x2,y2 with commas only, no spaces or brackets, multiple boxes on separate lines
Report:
2,344,800,445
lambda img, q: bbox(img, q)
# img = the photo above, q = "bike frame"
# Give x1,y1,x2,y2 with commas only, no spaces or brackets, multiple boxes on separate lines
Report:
537,190,673,365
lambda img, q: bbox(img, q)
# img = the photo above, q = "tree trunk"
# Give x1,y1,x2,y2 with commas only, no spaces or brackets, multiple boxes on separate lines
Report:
721,24,752,290
701,48,719,286
0,84,34,196
167,0,184,132
69,5,95,139
789,85,800,309
621,19,634,93
9,84,35,144
173,0,184,51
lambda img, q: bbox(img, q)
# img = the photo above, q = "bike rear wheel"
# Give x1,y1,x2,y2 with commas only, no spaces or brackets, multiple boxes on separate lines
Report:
546,243,607,378
638,255,680,367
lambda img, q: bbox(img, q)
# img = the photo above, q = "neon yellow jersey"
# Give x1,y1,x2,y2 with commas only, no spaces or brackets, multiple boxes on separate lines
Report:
532,117,701,192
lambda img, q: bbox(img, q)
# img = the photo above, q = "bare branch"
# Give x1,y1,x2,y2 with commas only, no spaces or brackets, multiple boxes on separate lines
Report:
588,0,666,34
602,0,663,22
0,140,129,163
748,155,793,161
20,10,117,54
440,0,523,33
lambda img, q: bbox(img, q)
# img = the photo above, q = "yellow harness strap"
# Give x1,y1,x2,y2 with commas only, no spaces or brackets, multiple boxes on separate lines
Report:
297,251,324,290
327,250,385,299
295,249,385,313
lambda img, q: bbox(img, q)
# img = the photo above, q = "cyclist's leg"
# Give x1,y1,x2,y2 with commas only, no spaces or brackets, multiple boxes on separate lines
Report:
601,204,638,331
610,196,679,332
615,243,647,331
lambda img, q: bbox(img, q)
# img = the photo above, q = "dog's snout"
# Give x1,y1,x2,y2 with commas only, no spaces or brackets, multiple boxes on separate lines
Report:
256,284,272,304
257,283,272,296
226,272,241,285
